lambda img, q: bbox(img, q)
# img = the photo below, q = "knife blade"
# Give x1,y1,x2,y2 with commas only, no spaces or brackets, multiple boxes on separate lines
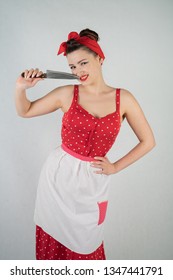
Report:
21,70,78,80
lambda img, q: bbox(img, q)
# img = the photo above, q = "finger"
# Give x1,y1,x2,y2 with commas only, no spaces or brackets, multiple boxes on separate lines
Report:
91,160,102,165
36,70,43,77
31,68,39,78
94,156,106,162
90,162,102,168
91,165,103,171
26,68,34,79
23,69,29,78
94,168,103,174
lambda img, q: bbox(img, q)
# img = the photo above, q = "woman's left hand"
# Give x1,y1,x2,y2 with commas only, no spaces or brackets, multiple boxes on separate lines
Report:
90,156,116,175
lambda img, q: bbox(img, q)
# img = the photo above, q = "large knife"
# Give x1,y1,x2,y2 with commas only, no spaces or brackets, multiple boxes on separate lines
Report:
21,70,78,80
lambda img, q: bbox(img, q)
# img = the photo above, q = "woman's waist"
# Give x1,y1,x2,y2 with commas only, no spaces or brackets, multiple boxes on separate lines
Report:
61,143,96,161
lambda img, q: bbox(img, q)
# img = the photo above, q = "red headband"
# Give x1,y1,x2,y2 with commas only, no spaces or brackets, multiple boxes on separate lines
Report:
57,31,105,59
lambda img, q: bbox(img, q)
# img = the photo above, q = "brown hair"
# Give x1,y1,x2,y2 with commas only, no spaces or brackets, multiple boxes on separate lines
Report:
66,28,100,56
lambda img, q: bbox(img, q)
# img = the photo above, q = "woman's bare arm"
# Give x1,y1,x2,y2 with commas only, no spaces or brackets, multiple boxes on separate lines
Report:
92,89,156,175
112,89,156,172
15,68,72,118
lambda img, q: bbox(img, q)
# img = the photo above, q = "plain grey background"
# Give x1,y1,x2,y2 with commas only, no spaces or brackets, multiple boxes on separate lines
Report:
0,0,172,260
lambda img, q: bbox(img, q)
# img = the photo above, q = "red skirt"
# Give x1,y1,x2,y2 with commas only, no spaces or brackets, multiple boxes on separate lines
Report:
36,225,106,260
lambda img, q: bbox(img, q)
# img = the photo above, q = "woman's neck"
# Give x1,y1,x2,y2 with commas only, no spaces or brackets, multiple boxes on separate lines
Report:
80,74,108,96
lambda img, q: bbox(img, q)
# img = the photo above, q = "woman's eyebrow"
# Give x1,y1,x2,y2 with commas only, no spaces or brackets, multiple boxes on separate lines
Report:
69,59,87,66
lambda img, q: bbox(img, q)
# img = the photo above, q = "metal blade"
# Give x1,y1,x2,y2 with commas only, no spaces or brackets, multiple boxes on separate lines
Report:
46,70,78,80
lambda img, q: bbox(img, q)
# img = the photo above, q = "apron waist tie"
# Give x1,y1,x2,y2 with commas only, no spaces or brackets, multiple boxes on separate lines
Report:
61,144,95,162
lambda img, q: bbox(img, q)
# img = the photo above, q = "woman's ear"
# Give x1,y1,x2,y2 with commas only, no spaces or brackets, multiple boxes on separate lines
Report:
100,58,104,65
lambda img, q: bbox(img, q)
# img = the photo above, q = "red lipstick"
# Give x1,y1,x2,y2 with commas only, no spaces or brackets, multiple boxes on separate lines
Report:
80,75,89,82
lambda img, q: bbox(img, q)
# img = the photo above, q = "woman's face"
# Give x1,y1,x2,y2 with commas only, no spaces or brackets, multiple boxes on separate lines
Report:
67,49,103,84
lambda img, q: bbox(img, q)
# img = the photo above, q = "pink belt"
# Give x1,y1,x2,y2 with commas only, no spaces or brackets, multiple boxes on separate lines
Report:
61,144,95,162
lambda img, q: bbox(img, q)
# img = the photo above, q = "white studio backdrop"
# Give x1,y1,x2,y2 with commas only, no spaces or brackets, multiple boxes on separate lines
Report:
0,0,172,260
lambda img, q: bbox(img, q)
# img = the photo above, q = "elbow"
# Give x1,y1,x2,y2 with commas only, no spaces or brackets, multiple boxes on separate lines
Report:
16,111,26,118
152,138,156,148
149,139,156,151
143,137,156,153
150,134,156,150
16,111,29,118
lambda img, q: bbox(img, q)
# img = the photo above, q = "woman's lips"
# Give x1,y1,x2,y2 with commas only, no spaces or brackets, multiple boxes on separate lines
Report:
80,75,89,82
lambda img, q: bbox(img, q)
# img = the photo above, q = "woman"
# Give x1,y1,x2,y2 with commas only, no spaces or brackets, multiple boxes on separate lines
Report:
15,28,155,260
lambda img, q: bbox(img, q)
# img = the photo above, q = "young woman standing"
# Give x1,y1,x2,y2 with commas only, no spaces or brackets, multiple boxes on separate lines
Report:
15,29,155,260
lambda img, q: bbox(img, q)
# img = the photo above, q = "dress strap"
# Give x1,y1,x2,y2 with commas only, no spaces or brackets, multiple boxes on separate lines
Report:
116,88,120,112
73,85,79,104
68,85,78,111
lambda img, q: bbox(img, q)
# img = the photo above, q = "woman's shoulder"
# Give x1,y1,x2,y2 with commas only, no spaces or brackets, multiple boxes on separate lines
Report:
52,84,76,112
54,84,74,94
51,84,75,100
119,88,140,115
119,88,137,103
119,88,133,97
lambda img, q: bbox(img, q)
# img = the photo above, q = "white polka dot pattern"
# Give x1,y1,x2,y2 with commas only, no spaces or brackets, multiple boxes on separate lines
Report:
61,85,121,157
36,226,106,260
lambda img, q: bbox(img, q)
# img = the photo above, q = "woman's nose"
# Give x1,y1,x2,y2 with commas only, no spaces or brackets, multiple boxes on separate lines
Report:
72,66,84,77
72,69,78,75
73,69,84,77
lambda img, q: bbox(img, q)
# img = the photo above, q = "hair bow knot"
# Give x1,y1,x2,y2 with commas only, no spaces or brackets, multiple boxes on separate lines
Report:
57,31,105,59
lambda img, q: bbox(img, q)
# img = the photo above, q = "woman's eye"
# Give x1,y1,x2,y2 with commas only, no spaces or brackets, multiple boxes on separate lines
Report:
81,61,88,66
70,66,75,70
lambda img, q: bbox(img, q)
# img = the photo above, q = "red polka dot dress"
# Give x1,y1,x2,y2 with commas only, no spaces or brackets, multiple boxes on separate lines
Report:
36,225,106,260
34,85,121,260
61,85,121,158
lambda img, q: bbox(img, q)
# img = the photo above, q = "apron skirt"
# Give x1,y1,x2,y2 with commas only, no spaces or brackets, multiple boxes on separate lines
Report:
34,145,111,255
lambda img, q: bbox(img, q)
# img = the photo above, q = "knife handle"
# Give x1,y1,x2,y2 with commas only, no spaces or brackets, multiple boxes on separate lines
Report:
21,72,46,78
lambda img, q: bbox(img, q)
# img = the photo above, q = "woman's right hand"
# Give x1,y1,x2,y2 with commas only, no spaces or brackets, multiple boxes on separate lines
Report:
16,68,44,90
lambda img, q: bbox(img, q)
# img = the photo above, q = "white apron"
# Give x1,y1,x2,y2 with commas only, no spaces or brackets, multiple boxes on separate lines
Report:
34,145,111,254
